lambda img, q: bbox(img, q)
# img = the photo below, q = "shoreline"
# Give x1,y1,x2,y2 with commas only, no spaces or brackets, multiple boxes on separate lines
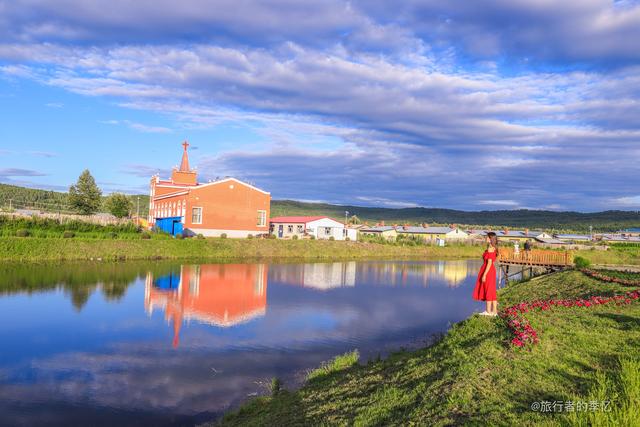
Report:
0,237,483,263
1,237,638,266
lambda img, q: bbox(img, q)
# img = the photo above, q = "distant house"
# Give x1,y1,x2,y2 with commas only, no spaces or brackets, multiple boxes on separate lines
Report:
359,225,398,240
536,237,570,246
600,234,640,243
619,228,640,237
554,234,592,242
397,225,469,241
269,216,356,240
148,142,270,237
468,229,551,242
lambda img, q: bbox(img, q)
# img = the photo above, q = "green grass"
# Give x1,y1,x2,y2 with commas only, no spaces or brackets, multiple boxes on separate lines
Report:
566,357,640,427
575,247,640,266
217,270,640,426
0,214,150,239
0,237,484,262
307,350,360,382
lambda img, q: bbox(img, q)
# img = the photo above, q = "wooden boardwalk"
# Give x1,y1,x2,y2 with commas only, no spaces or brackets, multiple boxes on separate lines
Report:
498,248,574,267
497,248,574,284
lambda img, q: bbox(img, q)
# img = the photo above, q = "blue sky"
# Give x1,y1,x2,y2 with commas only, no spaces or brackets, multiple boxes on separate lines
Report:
0,0,639,211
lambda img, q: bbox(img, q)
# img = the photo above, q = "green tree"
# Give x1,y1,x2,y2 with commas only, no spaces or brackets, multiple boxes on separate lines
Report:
104,193,132,218
68,170,102,215
349,215,361,225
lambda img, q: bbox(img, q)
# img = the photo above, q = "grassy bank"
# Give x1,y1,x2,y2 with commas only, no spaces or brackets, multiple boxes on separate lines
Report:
1,235,639,264
0,237,485,262
219,269,640,426
576,247,640,266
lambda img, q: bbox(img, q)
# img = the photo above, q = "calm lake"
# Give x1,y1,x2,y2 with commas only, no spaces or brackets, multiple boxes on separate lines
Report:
0,260,489,426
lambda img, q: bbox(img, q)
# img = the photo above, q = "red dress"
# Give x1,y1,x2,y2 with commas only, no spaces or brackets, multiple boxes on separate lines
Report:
473,250,497,301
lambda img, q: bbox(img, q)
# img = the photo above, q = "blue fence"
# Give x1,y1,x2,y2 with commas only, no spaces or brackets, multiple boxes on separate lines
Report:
155,216,184,236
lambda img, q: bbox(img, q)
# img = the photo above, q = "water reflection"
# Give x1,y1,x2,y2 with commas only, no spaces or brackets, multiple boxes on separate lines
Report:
269,262,356,289
146,264,268,348
0,260,485,426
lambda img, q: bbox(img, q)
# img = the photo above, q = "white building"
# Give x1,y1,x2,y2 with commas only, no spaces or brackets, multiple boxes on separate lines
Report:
397,225,470,241
269,216,357,241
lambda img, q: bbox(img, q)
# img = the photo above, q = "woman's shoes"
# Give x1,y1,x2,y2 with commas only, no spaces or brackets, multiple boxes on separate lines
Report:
479,311,498,316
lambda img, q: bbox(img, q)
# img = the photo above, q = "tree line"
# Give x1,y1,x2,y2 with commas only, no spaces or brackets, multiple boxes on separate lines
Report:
0,170,148,218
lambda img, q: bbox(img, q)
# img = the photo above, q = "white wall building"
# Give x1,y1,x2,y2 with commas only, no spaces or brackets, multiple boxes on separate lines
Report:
269,216,356,241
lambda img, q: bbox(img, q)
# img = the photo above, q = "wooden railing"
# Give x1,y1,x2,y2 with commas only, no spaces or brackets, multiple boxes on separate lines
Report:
497,247,574,267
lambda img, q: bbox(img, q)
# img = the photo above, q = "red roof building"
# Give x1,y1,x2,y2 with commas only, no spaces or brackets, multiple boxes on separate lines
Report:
148,142,271,237
269,216,357,241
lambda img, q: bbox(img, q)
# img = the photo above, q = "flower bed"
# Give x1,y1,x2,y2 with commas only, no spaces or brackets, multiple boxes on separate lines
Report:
580,268,640,286
500,271,640,348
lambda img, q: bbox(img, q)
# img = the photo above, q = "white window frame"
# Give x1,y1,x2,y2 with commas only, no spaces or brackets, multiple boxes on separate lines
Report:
257,210,267,227
192,207,203,224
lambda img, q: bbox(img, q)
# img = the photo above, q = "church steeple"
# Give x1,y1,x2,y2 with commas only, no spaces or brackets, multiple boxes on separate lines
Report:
179,141,191,172
170,140,198,185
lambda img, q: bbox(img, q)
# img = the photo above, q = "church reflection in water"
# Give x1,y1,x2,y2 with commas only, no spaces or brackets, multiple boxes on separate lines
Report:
145,261,475,347
145,264,268,348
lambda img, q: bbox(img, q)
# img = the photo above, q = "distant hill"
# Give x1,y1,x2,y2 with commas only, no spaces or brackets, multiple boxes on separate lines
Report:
271,200,640,232
1,184,638,232
0,183,150,217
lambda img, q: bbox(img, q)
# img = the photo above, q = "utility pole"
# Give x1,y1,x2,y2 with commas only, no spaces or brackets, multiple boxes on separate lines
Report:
345,210,349,225
136,197,140,220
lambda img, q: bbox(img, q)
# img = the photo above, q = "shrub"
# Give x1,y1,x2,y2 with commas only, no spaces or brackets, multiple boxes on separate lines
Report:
270,377,282,396
310,235,316,240
329,236,335,241
140,232,151,240
107,231,118,239
196,233,205,239
175,233,184,240
103,193,132,218
220,233,228,239
292,234,299,240
63,231,76,238
345,237,351,241
268,234,277,239
15,229,30,237
574,256,591,269
247,234,253,239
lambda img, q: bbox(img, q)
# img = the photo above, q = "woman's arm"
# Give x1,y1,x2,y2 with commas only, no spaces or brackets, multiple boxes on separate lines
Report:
482,258,493,282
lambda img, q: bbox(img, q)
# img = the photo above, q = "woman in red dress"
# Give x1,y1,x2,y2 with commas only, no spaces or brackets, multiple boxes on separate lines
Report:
473,231,498,316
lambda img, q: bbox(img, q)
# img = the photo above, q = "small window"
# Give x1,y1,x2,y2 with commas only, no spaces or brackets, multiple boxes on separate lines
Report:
257,210,267,227
192,207,202,224
287,225,294,233
297,225,304,233
325,227,332,235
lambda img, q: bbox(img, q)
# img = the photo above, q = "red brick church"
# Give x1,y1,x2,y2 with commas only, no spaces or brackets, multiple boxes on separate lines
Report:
148,142,270,238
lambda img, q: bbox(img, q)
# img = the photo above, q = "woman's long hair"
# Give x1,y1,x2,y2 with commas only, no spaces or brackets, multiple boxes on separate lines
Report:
486,231,499,255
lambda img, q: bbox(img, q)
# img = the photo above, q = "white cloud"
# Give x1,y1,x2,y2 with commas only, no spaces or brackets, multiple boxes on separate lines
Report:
101,119,172,133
